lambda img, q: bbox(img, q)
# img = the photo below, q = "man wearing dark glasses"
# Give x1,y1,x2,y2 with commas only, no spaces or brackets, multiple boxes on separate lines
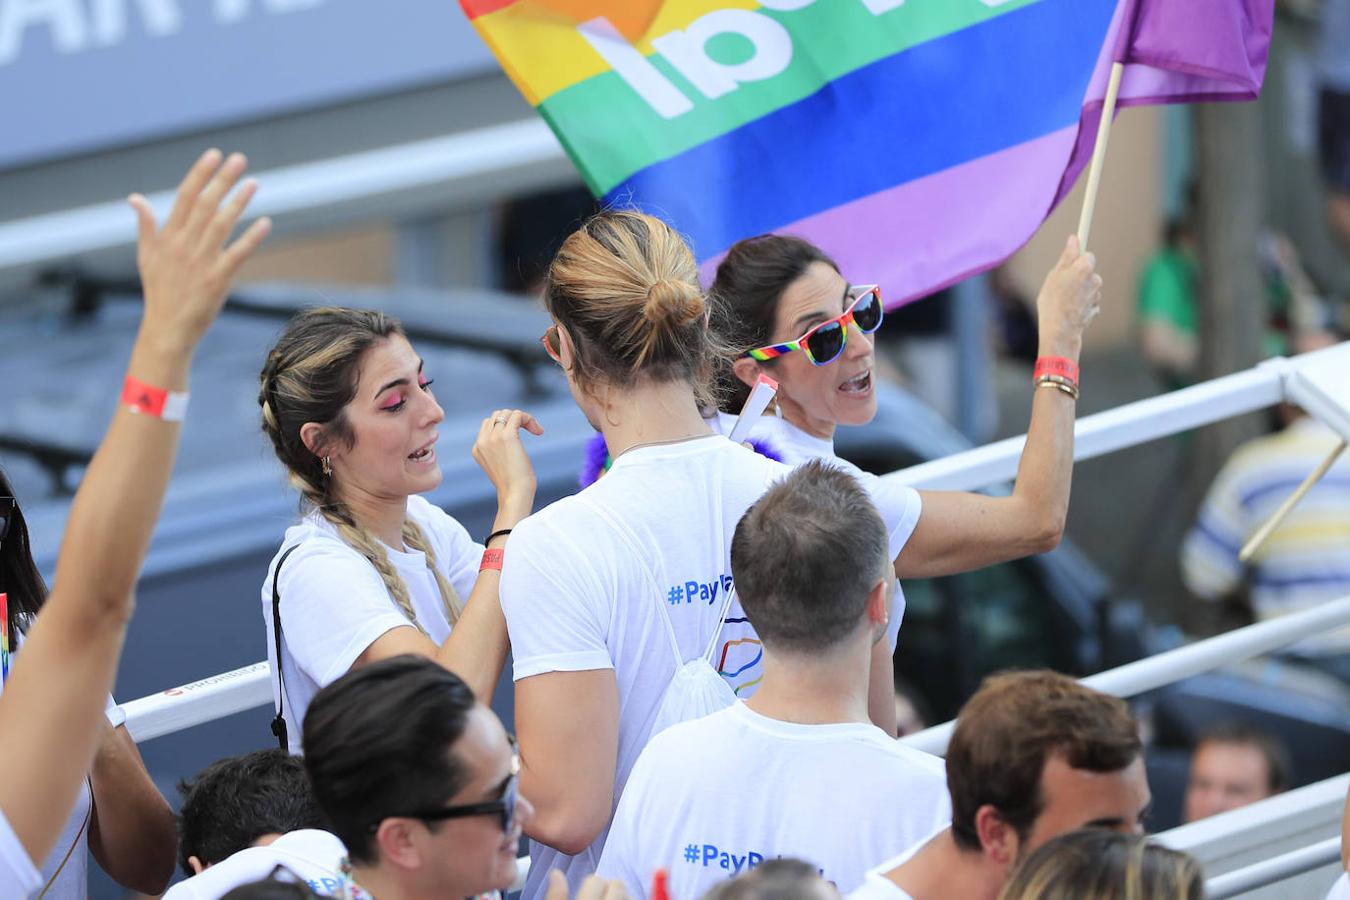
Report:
302,655,530,900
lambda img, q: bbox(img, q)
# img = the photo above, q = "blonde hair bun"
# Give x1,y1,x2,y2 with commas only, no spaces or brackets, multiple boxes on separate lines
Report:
643,279,705,330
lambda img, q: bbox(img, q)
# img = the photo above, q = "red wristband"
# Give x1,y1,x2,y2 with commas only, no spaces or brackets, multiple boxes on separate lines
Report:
480,548,504,572
1034,356,1080,386
121,375,189,421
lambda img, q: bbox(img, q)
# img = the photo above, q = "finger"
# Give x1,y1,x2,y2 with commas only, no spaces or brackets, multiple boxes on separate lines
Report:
1058,234,1080,266
127,194,158,248
216,216,272,279
185,152,248,239
518,411,545,436
545,869,568,900
604,880,628,900
198,178,257,253
165,149,223,232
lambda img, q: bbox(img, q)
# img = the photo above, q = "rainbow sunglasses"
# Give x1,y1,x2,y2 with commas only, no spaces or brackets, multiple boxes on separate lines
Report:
745,284,884,366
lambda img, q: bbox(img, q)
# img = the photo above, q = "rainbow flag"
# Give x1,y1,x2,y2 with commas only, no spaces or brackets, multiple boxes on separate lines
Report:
462,0,1272,304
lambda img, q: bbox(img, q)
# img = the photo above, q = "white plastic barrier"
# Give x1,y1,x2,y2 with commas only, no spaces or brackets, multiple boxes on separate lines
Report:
1159,774,1349,900
1206,838,1342,899
900,594,1350,756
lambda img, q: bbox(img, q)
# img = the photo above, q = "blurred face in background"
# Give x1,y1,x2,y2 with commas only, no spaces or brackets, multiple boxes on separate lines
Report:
1184,740,1276,823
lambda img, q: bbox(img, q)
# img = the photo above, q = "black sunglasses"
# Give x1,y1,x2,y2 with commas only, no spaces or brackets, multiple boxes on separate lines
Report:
372,742,521,836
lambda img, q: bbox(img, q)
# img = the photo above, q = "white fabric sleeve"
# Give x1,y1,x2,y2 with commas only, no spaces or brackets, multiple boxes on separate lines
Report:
834,463,924,561
277,543,414,687
499,514,614,681
409,496,484,600
0,808,41,894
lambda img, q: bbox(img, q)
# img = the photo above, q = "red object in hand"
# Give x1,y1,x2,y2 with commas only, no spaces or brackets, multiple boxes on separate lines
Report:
1034,356,1080,386
651,869,670,900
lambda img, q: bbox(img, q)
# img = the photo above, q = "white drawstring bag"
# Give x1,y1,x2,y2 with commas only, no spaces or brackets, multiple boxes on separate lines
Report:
578,495,738,736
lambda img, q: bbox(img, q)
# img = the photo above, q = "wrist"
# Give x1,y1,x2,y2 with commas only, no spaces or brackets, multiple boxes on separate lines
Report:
1037,334,1082,361
495,495,533,525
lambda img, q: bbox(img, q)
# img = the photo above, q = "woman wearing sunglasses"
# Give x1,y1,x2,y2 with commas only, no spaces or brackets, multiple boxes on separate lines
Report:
710,232,1100,580
504,210,935,898
258,308,541,754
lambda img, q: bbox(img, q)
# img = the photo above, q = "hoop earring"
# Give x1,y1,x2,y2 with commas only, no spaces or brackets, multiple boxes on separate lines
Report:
322,457,333,477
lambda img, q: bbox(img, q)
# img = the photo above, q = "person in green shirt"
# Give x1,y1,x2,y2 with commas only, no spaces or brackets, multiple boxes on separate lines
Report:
1137,217,1200,389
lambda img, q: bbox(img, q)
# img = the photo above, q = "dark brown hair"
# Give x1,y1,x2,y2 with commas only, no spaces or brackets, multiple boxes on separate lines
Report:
545,209,723,406
1195,722,1292,793
947,671,1142,851
708,234,839,410
731,460,889,653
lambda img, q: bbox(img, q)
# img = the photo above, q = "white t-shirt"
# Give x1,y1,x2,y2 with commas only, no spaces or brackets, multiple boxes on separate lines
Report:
1327,873,1350,900
500,436,922,897
162,830,347,899
262,495,482,754
845,833,938,900
0,809,41,897
712,412,920,651
596,702,949,898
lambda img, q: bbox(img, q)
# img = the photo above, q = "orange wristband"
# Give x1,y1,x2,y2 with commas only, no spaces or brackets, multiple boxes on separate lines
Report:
122,375,189,421
1033,356,1080,386
480,548,504,572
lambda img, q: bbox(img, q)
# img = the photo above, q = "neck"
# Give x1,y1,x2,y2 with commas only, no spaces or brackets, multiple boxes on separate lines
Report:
744,635,871,725
888,830,1004,900
333,485,408,549
597,379,713,457
776,395,836,442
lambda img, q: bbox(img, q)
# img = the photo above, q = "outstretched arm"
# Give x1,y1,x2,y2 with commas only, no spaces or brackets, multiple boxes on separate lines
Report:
0,149,269,866
896,236,1101,579
88,722,178,893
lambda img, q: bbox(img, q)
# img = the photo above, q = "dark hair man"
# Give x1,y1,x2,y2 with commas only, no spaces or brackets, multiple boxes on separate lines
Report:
849,671,1149,900
302,655,532,900
598,463,948,898
164,749,340,899
1183,722,1292,823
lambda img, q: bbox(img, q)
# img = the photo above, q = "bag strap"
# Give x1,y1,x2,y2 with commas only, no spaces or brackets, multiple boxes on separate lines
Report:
35,779,92,899
270,544,301,752
575,495,683,666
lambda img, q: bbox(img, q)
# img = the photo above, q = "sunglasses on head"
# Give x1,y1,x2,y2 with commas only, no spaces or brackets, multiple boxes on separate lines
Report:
745,284,883,367
373,744,520,835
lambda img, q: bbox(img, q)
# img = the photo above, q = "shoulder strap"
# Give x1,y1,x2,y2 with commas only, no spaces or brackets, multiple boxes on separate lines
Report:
270,544,301,752
575,494,683,667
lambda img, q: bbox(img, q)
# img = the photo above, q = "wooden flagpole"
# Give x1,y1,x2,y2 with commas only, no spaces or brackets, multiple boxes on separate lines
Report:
1239,439,1348,562
1076,61,1126,250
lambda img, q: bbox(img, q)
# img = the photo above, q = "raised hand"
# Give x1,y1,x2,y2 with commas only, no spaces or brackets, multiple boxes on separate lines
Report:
1035,234,1103,359
473,408,545,524
128,149,271,357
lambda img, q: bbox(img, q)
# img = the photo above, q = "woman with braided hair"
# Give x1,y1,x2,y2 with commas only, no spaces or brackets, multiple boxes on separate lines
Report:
259,307,540,753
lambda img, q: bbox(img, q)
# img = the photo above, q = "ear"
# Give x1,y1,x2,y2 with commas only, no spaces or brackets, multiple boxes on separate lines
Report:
865,578,889,634
974,804,1020,869
556,325,577,371
373,818,423,871
299,422,331,459
731,356,764,391
188,856,206,875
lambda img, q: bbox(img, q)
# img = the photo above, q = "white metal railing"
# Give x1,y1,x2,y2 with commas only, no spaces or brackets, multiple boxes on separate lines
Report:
899,595,1350,755
1206,838,1342,899
0,118,569,275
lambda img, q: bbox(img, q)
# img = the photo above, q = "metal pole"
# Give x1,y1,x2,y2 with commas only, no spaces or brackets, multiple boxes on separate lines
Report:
1205,838,1342,899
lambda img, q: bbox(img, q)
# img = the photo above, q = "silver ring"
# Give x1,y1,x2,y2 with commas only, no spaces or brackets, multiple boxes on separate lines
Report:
494,417,507,425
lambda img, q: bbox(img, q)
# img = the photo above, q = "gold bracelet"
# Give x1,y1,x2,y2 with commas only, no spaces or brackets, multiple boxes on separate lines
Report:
1035,374,1079,400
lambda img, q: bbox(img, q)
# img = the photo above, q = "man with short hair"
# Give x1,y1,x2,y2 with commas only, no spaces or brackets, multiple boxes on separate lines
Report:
164,749,343,899
302,654,532,900
597,462,949,899
1183,722,1292,823
849,670,1150,900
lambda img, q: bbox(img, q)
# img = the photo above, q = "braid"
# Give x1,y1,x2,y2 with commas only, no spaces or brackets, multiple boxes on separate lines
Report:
402,518,464,626
320,501,427,636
